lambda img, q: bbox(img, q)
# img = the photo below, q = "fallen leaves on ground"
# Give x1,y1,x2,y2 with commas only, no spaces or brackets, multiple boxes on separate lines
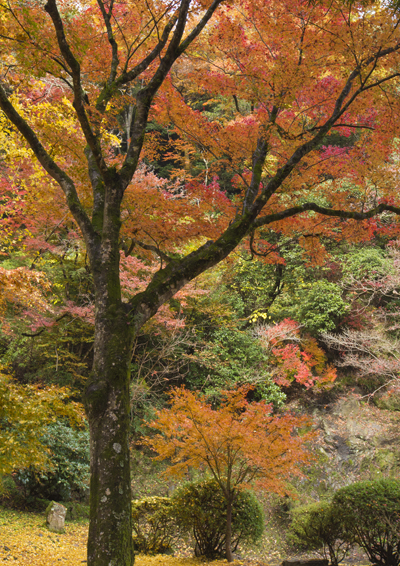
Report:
0,507,247,565
0,508,87,564
137,557,245,566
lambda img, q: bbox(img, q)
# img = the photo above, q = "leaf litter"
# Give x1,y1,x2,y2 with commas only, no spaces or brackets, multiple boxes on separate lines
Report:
0,508,249,565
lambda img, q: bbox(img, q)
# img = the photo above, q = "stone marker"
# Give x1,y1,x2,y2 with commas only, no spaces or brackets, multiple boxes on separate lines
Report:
282,560,328,566
46,501,67,533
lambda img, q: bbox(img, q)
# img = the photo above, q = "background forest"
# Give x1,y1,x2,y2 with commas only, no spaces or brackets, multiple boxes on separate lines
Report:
2,0,400,563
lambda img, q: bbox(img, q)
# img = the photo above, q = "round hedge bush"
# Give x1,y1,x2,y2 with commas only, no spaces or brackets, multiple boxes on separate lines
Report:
289,501,352,566
131,496,178,555
171,478,264,559
333,479,400,566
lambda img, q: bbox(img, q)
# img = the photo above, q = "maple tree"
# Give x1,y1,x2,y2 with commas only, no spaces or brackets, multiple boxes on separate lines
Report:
256,318,337,388
0,368,84,477
144,385,313,561
0,2,226,563
1,0,400,564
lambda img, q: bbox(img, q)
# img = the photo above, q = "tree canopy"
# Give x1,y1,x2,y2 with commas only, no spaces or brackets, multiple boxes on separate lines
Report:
1,0,400,564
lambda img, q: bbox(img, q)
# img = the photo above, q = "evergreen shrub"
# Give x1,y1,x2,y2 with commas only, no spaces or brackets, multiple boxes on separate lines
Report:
131,496,178,555
289,501,352,566
15,421,90,502
333,479,400,566
296,280,348,334
172,478,264,559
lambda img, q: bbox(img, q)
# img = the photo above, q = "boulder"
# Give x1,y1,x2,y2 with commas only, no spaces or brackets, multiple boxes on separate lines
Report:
46,501,67,533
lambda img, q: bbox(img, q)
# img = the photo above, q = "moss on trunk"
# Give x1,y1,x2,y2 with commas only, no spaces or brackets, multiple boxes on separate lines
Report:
85,305,135,566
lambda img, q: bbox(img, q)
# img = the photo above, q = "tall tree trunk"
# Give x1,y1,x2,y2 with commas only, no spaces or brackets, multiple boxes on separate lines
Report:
85,292,134,565
225,499,234,563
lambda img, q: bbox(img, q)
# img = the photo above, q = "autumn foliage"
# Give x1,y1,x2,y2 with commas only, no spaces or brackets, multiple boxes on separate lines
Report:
2,0,400,267
0,369,84,476
146,385,312,490
256,319,337,388
2,0,400,563
145,385,314,560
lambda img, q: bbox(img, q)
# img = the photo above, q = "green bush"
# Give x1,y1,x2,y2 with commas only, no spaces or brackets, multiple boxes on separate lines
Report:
131,496,178,555
341,247,387,281
15,420,90,502
0,475,26,508
290,501,352,566
270,279,349,335
186,326,285,407
333,479,400,566
296,281,349,334
172,478,264,559
65,501,90,521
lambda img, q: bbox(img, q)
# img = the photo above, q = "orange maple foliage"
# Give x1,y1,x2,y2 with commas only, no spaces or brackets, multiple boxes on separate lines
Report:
0,266,51,318
154,0,400,262
145,385,313,491
2,0,400,268
144,385,314,561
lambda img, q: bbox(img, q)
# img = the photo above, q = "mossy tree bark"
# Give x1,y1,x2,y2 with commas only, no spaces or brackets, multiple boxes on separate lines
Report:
86,310,134,566
82,176,135,565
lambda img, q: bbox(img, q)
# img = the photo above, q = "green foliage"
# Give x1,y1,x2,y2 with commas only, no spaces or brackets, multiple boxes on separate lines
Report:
375,392,400,412
186,326,285,407
131,496,178,555
341,247,387,281
232,242,352,335
0,475,26,508
289,501,352,566
0,247,94,392
3,316,94,390
172,478,264,559
131,480,264,558
15,420,90,502
223,256,286,321
273,280,348,335
333,479,400,566
64,501,90,520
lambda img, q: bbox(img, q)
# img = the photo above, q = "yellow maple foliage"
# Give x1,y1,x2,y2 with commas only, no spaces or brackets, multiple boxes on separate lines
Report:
0,368,85,475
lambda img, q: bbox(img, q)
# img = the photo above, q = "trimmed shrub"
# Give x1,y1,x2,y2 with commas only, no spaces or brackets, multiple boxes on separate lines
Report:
290,501,352,566
131,496,178,555
333,479,400,566
172,478,264,559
